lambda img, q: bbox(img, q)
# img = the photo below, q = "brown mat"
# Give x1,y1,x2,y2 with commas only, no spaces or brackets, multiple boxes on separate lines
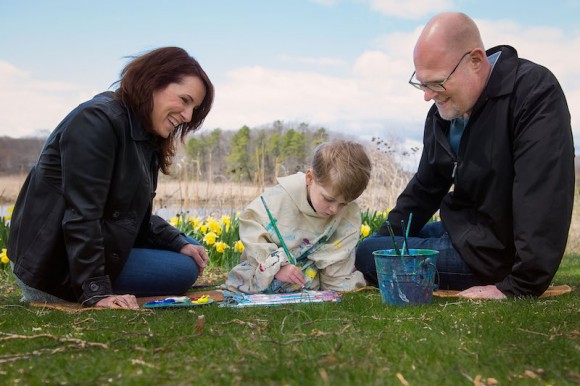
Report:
30,288,223,313
28,284,573,312
433,284,572,299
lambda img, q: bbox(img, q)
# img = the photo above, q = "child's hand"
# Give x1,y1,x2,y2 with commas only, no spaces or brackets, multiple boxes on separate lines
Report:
275,265,307,286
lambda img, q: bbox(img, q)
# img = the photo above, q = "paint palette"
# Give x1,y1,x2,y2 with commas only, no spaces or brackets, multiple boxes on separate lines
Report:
143,295,214,309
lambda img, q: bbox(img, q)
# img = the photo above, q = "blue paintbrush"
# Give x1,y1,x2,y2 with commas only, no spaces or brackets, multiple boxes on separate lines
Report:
401,213,413,255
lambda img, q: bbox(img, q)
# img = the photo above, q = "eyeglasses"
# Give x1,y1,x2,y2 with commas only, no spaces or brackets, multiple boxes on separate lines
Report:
408,51,472,92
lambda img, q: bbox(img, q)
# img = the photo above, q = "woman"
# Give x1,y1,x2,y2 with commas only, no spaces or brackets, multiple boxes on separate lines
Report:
8,47,214,309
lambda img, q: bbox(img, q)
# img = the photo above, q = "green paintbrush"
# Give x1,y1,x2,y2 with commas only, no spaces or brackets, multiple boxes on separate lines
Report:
260,196,296,265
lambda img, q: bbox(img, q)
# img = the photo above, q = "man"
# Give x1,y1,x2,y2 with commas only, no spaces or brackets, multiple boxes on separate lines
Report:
355,12,574,299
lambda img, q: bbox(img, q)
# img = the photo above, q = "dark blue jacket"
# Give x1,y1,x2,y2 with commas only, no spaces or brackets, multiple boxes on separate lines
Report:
381,46,575,297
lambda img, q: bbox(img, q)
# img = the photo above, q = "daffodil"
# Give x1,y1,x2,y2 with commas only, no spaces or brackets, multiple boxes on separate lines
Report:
206,217,222,236
203,232,218,245
188,216,201,229
169,216,180,227
361,223,371,238
0,248,9,264
5,205,14,221
199,224,208,234
215,241,229,253
220,215,231,232
233,240,244,253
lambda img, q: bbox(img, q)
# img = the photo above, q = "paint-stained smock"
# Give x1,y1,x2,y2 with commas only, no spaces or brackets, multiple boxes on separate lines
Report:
380,45,575,297
225,172,366,293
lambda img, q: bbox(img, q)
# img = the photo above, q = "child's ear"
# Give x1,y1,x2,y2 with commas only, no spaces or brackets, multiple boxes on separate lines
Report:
305,169,314,185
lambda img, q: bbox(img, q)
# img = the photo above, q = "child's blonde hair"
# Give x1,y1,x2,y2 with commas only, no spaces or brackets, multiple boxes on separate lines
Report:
311,139,372,202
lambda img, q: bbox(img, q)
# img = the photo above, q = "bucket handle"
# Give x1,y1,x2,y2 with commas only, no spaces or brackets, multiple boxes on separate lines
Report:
420,257,440,291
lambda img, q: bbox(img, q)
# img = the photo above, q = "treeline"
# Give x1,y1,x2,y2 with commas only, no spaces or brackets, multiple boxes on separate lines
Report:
0,137,45,175
0,122,361,184
181,120,333,185
7,124,579,189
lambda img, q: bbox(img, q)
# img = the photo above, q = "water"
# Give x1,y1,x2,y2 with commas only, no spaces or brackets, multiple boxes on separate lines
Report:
154,206,240,221
0,205,238,223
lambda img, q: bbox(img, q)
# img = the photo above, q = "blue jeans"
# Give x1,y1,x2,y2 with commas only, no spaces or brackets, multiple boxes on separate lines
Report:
355,222,484,290
112,236,201,296
13,236,202,302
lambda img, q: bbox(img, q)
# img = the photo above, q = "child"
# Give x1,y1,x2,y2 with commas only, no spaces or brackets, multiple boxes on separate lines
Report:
225,139,372,293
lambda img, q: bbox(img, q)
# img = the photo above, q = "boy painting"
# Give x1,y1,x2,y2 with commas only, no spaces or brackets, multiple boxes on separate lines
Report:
225,140,372,293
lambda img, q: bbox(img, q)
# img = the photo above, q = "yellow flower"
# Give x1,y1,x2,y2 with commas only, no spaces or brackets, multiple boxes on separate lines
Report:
5,205,14,221
203,232,218,245
233,240,244,253
0,248,9,264
206,217,222,236
361,223,371,238
220,215,231,232
188,216,201,229
199,224,209,234
215,241,229,253
169,216,180,227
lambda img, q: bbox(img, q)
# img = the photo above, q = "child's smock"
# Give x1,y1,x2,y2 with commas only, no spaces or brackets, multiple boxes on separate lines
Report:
224,172,366,293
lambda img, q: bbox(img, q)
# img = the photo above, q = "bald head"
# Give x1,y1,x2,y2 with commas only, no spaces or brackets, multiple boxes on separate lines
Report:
411,13,491,120
415,13,485,62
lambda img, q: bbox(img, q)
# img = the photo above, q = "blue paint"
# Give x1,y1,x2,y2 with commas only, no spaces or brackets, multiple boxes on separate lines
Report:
373,249,439,306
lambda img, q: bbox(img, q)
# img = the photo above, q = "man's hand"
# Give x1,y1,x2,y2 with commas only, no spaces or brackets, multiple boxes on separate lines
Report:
275,264,306,286
457,285,506,300
180,244,209,276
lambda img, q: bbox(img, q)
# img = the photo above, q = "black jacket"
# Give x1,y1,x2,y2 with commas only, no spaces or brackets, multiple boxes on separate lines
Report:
8,92,188,306
380,46,575,297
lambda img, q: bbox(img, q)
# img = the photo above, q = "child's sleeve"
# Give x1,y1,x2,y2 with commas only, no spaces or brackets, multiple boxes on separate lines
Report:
224,202,292,293
314,206,367,292
238,205,291,268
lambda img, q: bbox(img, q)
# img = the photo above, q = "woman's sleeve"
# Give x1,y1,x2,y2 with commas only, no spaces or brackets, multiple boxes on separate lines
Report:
60,106,118,306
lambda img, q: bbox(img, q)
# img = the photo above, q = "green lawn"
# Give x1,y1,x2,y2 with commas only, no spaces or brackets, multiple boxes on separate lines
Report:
0,254,578,385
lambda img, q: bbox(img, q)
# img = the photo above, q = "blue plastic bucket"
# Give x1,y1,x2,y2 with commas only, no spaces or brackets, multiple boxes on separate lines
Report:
373,249,439,306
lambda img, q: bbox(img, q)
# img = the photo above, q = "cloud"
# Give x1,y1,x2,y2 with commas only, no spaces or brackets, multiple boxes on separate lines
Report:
0,61,94,138
205,18,580,152
279,54,347,67
364,0,455,19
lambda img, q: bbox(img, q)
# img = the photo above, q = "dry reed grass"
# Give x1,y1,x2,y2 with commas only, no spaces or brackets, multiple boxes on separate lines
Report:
1,165,579,253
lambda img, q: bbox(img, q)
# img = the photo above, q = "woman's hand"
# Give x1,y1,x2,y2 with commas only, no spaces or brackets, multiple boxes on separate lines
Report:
275,265,307,286
95,294,139,309
180,244,209,276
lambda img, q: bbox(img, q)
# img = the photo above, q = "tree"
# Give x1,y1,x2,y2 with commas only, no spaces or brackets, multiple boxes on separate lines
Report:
185,135,206,179
281,129,307,173
313,127,329,146
226,126,252,182
206,129,223,182
266,132,283,181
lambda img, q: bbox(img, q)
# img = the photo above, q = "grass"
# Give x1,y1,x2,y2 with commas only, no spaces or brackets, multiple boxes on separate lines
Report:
0,255,578,385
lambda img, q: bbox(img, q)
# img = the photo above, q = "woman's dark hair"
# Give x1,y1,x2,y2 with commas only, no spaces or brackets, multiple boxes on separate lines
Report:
114,47,214,174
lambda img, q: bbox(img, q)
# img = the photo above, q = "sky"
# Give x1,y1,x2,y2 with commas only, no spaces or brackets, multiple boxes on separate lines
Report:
1,0,579,157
